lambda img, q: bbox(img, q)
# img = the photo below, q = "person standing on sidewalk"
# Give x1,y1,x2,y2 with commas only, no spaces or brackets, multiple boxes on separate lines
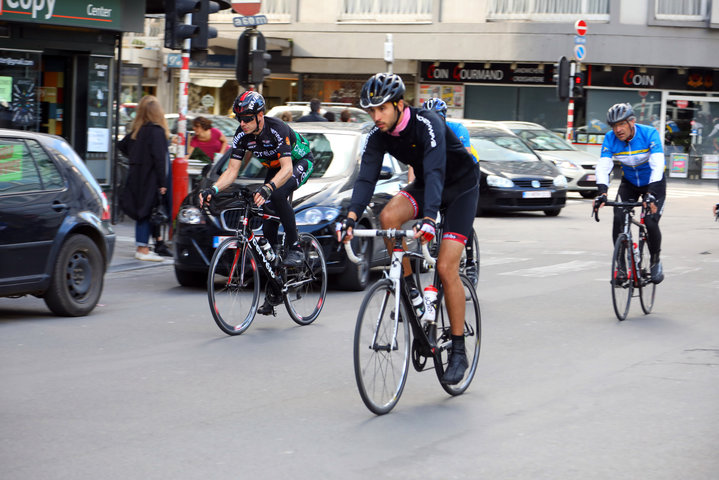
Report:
118,95,169,262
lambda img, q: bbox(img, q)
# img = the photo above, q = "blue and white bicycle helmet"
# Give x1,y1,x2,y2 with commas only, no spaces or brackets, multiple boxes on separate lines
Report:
422,97,448,118
359,73,405,108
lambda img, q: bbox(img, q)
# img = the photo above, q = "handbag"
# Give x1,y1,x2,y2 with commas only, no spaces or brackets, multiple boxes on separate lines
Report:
150,191,170,226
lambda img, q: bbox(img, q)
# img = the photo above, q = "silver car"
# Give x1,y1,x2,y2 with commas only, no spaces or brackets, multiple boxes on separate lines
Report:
500,121,600,198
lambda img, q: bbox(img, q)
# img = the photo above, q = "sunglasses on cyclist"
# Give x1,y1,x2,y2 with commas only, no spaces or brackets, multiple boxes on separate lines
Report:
238,115,255,124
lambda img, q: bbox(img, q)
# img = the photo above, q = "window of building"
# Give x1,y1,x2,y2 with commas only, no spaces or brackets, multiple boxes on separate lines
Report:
339,0,432,23
488,0,609,21
655,0,707,21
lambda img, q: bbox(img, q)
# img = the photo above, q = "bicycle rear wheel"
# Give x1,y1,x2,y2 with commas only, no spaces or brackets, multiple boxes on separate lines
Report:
434,274,482,395
638,237,656,314
208,238,260,335
284,233,327,326
611,234,633,321
354,279,411,415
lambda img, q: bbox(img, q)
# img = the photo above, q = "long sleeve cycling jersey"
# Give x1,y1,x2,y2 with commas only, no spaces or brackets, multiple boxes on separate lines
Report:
595,123,665,195
230,116,312,169
349,107,476,220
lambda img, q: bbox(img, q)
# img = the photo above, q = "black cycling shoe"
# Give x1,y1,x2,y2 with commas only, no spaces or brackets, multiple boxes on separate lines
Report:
283,245,304,267
257,285,283,316
612,267,627,286
257,298,276,316
650,259,664,284
441,349,468,385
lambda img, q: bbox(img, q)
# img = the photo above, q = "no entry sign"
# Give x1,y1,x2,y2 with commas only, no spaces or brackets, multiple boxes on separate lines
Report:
575,19,587,36
233,0,262,16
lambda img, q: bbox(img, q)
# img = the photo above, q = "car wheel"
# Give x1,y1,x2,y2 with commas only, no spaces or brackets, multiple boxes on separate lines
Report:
44,234,104,317
544,208,562,217
580,190,598,199
336,236,371,291
175,267,207,287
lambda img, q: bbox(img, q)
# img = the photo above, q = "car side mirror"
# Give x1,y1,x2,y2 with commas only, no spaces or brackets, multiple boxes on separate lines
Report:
379,166,393,180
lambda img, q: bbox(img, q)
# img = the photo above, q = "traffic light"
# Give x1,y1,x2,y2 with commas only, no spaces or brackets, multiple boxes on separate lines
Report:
164,0,200,50
191,0,220,51
235,29,251,86
554,56,570,101
573,71,585,99
249,49,272,85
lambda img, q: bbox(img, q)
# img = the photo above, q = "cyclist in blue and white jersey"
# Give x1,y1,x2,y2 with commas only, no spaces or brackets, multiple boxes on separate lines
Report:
594,103,666,284
421,98,479,286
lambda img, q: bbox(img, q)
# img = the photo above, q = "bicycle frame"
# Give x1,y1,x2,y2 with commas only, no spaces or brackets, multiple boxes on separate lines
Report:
608,201,649,287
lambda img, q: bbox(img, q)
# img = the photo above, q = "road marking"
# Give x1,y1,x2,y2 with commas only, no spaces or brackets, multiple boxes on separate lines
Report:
499,260,603,277
480,257,530,266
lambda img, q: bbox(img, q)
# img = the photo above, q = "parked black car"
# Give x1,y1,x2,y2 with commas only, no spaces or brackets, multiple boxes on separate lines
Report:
172,122,408,291
463,121,568,216
0,129,115,316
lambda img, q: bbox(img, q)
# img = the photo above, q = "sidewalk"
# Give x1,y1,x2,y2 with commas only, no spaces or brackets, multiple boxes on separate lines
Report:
108,219,174,273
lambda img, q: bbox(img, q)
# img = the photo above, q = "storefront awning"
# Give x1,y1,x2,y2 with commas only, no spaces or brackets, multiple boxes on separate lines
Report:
191,78,228,88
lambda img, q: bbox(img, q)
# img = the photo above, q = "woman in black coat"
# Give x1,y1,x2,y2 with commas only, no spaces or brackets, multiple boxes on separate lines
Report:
118,95,170,262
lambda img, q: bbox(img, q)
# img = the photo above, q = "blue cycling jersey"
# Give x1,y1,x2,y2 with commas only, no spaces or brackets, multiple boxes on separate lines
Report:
598,123,664,187
448,121,470,148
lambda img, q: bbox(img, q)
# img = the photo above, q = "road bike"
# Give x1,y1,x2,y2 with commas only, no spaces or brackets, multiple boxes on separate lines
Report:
593,197,656,321
206,188,327,335
345,228,481,415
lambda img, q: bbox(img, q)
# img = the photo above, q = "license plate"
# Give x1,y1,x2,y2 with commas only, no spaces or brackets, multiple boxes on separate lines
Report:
522,190,551,198
586,174,596,181
213,236,232,248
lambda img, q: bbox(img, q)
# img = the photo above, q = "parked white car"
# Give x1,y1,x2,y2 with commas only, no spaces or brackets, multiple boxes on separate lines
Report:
500,121,600,198
266,102,371,123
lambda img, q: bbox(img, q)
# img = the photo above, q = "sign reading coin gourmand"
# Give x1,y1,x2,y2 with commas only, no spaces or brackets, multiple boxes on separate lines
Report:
0,0,143,32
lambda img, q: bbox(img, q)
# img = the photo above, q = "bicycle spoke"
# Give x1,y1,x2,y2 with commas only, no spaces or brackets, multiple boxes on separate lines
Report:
284,234,327,326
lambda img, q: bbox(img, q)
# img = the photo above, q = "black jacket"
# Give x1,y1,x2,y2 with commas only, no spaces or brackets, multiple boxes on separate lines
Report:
118,123,168,220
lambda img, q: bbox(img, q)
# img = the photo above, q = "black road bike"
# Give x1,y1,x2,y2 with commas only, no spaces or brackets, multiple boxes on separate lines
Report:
345,228,481,415
593,197,656,321
207,188,327,335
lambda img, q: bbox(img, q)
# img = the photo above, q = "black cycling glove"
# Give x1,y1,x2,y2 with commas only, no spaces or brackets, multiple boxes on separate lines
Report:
200,187,215,205
336,217,355,242
593,193,607,209
256,184,273,201
415,218,436,242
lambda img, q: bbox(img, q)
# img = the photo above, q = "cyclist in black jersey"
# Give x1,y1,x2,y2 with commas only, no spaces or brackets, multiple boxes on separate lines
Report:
200,91,314,314
338,73,479,385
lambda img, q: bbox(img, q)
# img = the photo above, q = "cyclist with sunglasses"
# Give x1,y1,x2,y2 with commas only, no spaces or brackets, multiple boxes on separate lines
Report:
200,91,314,314
594,102,666,284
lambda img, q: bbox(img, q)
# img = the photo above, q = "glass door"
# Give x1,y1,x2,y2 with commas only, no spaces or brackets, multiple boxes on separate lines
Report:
660,93,719,180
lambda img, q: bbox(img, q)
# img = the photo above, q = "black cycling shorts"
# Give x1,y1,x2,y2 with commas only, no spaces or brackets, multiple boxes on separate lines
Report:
399,170,479,246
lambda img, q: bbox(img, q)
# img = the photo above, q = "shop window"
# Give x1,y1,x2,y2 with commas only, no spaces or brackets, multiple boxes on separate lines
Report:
489,0,609,21
0,50,42,132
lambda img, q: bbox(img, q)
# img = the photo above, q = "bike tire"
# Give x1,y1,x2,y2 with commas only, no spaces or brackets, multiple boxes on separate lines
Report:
208,238,260,335
611,234,633,321
434,274,482,395
638,237,656,314
284,233,328,326
353,279,411,415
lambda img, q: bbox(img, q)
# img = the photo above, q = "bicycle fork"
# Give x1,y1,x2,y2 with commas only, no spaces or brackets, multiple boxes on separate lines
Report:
371,249,404,352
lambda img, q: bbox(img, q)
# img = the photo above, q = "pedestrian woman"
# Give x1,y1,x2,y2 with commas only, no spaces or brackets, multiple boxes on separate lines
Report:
118,95,170,262
188,116,228,161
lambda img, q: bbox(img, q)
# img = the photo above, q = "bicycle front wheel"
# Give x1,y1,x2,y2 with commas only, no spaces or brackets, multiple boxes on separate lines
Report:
284,233,327,326
208,238,260,335
434,274,482,395
611,234,633,321
354,279,411,415
638,237,656,314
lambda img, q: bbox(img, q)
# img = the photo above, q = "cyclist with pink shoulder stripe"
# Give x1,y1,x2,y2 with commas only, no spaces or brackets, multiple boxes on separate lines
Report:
338,73,479,384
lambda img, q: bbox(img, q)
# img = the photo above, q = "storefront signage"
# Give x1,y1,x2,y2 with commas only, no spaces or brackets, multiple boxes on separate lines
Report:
588,66,717,92
420,62,554,85
167,54,235,70
669,153,689,178
701,154,719,179
0,0,142,32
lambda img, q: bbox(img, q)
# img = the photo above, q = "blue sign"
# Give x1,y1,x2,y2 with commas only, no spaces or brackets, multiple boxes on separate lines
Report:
573,44,586,62
574,35,586,45
233,15,268,27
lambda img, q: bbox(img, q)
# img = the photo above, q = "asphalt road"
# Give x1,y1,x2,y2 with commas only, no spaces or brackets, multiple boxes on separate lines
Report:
2,183,718,479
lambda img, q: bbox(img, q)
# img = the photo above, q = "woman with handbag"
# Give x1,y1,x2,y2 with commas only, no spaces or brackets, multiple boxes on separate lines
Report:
118,95,170,262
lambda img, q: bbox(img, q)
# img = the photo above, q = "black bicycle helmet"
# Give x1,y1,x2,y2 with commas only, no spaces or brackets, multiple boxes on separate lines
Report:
606,103,635,126
422,97,448,118
233,91,266,117
359,73,406,108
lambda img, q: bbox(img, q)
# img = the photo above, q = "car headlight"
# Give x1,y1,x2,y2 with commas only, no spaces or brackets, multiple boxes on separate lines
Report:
550,159,580,170
296,206,341,226
553,175,568,188
177,206,204,224
487,175,514,188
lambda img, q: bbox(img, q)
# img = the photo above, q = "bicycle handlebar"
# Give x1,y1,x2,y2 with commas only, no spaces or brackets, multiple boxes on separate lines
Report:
343,228,436,266
592,197,646,222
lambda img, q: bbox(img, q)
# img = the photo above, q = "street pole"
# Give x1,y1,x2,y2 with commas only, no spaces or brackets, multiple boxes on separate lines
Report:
172,12,191,226
384,33,393,74
565,60,576,142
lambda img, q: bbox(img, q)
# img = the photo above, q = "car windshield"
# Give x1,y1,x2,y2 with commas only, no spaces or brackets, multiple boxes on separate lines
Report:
229,131,357,179
467,130,539,162
513,129,574,151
